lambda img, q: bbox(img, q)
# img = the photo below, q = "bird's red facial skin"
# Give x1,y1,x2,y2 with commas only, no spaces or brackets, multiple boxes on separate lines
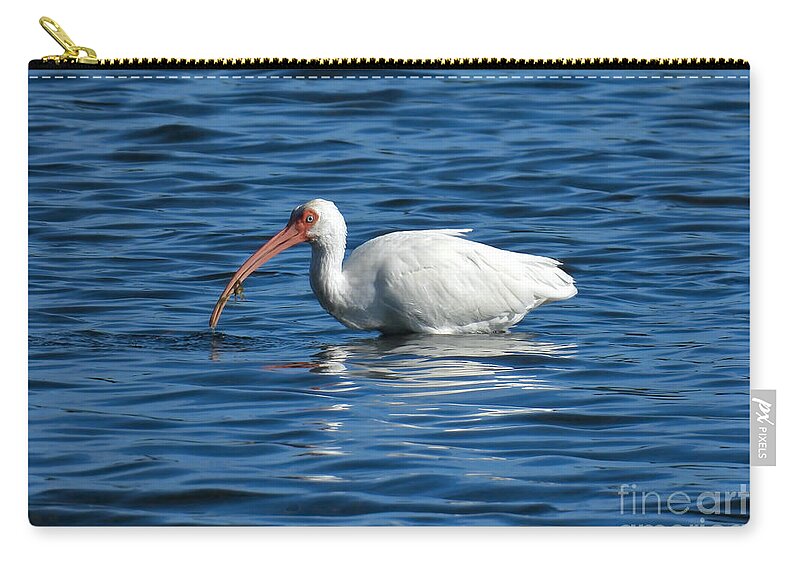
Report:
293,208,318,235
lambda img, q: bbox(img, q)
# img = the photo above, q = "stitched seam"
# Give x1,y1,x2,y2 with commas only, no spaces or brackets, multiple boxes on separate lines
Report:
29,74,749,80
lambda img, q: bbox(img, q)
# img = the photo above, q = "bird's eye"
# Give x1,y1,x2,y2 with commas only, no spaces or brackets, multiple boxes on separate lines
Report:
305,214,315,223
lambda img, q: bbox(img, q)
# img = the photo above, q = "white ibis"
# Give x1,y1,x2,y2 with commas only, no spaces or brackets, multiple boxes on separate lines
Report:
210,199,577,334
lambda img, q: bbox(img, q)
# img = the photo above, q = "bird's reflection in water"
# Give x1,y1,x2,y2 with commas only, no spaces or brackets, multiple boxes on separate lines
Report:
250,333,579,460
209,333,222,363
289,333,577,398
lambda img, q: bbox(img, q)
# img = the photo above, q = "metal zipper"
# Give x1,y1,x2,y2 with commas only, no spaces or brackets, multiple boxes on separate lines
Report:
31,16,750,70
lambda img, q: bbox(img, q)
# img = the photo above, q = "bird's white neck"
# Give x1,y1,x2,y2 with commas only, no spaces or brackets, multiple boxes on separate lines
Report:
309,237,347,314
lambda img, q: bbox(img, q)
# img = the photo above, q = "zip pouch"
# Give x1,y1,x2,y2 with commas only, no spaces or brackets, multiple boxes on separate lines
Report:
28,17,750,526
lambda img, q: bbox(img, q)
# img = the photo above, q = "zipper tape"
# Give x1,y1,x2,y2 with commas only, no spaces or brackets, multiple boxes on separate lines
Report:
31,16,750,70
29,57,750,70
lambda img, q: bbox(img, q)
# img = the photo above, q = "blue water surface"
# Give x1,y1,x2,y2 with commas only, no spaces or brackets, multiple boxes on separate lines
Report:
28,69,749,525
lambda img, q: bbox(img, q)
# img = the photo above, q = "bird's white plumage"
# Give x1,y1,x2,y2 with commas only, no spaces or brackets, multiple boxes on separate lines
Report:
333,228,576,334
298,199,577,334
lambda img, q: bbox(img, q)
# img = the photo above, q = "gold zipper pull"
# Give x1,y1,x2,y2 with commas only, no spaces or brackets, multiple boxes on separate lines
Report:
39,16,98,64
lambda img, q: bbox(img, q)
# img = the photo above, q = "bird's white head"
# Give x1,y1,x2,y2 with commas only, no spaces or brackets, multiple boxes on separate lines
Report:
292,198,347,251
209,198,346,328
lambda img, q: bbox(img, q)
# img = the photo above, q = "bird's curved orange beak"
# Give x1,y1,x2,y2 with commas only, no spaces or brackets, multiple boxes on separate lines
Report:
209,222,306,329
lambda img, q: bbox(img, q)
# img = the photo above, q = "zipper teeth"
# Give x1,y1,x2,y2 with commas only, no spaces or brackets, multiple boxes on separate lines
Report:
30,57,750,69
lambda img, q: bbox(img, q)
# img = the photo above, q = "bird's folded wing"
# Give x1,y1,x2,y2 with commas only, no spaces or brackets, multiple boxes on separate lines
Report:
373,232,576,329
411,228,473,237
